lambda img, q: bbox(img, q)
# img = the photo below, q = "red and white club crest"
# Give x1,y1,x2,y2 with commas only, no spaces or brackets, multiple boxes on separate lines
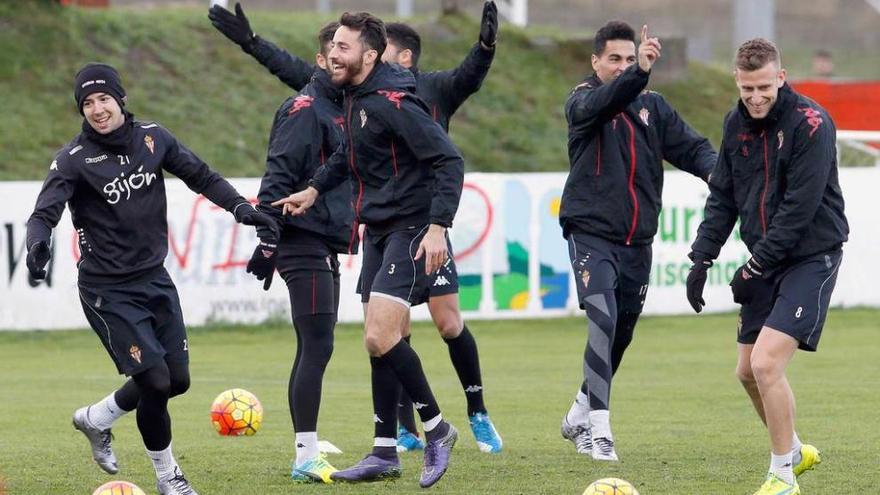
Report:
639,107,650,126
144,135,155,154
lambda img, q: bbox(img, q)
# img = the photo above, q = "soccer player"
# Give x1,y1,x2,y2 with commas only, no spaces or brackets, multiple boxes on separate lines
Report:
686,38,847,495
272,12,462,487
209,1,503,453
25,63,277,495
559,21,716,461
242,22,351,483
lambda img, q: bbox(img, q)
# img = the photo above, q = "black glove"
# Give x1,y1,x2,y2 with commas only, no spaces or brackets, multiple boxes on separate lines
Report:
246,240,277,291
234,203,281,240
26,241,51,280
730,257,764,305
208,2,256,52
479,1,498,48
685,253,713,313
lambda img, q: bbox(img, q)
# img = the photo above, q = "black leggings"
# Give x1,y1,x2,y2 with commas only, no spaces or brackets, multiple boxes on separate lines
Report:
122,359,191,451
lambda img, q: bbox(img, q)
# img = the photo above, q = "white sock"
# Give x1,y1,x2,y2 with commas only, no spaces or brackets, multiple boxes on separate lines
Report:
295,432,319,466
146,444,179,481
791,431,802,453
423,414,443,432
88,393,128,430
373,437,397,448
566,390,591,426
769,451,794,484
588,409,611,439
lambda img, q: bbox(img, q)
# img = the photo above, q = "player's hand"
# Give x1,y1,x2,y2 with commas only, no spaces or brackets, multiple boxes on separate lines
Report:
271,187,318,216
26,241,51,281
208,2,255,50
234,203,281,239
686,254,713,313
479,1,498,49
729,257,764,305
414,224,448,275
637,24,662,73
246,240,277,291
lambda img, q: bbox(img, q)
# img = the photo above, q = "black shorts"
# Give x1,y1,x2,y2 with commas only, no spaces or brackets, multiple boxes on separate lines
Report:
359,225,448,306
276,233,341,319
78,267,188,376
738,250,843,352
356,233,459,302
565,232,651,315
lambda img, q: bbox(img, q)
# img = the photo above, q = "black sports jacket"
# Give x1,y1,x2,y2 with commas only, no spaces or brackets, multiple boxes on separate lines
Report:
691,83,848,268
27,121,250,284
560,64,717,245
247,36,494,132
308,62,464,235
256,69,356,254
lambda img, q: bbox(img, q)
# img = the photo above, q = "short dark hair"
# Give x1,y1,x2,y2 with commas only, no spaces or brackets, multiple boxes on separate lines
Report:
386,22,422,67
735,38,781,71
339,12,387,57
318,21,340,56
593,20,636,56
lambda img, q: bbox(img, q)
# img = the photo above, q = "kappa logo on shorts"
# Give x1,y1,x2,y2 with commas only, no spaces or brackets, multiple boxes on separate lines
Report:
129,344,142,364
433,275,450,287
413,402,428,410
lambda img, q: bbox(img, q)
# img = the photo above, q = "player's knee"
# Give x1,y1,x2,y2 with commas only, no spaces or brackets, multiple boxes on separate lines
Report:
134,366,171,398
363,332,388,356
169,373,190,398
749,353,780,384
435,316,463,339
309,339,334,366
735,363,756,385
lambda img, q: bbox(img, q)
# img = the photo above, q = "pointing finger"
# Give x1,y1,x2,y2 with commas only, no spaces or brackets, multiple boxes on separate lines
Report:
641,24,648,43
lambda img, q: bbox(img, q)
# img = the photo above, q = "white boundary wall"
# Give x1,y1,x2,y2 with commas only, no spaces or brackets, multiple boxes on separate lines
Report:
1,167,875,330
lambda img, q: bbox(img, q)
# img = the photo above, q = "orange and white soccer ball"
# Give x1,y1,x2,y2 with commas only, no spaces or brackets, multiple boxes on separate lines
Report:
583,477,640,495
92,480,146,495
210,388,263,436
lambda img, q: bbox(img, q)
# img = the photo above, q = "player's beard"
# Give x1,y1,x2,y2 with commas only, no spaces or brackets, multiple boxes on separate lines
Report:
331,56,364,87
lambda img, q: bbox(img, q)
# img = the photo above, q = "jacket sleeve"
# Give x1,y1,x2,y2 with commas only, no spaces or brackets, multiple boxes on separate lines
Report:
308,139,350,195
26,153,78,248
691,125,738,259
751,115,837,268
160,128,249,213
248,35,316,92
565,64,650,137
382,94,464,227
433,43,495,114
256,102,321,237
657,95,717,181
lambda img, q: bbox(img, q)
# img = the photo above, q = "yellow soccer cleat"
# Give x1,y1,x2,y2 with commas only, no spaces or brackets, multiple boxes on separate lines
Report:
292,455,338,484
752,473,800,495
793,444,821,477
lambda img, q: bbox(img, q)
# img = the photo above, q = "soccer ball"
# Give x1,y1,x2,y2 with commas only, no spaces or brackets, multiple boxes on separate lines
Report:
92,481,146,495
210,388,263,436
583,477,640,495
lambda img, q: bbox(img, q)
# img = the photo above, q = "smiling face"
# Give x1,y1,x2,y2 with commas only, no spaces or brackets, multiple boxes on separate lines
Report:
82,92,124,134
735,62,786,119
327,25,377,87
592,39,637,84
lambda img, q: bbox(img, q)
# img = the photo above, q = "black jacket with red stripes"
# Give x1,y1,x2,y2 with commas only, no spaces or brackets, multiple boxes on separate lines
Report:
560,64,717,245
691,83,848,268
308,62,464,235
256,69,355,254
246,36,494,132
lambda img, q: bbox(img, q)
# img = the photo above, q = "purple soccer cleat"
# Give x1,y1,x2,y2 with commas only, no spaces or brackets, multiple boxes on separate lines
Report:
329,454,401,483
419,424,458,488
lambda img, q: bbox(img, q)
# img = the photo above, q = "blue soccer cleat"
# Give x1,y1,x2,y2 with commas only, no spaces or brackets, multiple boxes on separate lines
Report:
420,424,458,488
469,412,503,453
397,425,425,452
330,454,401,482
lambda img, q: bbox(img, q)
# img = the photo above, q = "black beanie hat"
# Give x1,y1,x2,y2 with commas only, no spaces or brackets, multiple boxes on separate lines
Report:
74,63,126,115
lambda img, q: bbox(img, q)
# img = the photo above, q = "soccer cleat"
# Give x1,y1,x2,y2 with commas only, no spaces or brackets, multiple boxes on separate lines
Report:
560,416,592,454
72,406,118,474
469,412,503,453
793,444,821,477
292,455,337,483
591,436,619,461
752,472,800,495
420,424,458,488
330,454,401,482
397,425,425,452
157,466,199,495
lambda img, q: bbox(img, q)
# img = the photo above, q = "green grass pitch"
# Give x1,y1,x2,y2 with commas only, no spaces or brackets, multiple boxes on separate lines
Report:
1,309,877,494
